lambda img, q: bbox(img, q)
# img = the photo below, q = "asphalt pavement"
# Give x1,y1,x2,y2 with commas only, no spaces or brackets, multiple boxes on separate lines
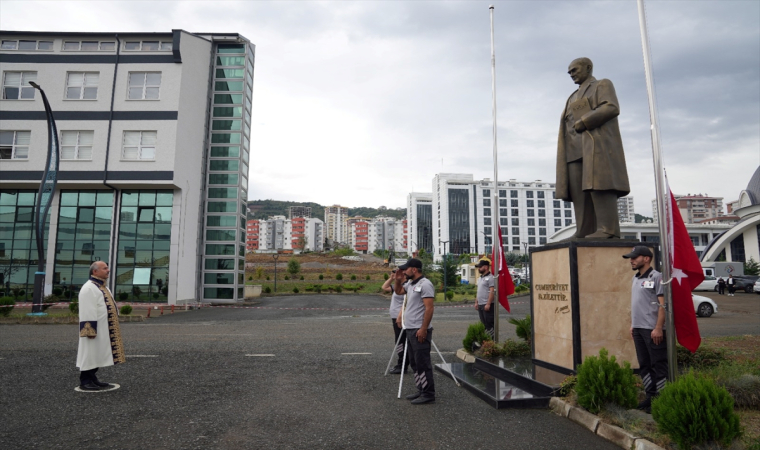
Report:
0,294,620,450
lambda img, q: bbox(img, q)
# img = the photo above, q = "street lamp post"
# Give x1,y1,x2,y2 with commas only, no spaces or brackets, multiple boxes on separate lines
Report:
522,242,530,286
272,254,280,293
440,240,449,299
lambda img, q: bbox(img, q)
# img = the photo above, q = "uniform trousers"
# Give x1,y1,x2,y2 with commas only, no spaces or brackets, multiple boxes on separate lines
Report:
391,319,409,368
632,328,668,398
406,328,435,398
477,305,494,338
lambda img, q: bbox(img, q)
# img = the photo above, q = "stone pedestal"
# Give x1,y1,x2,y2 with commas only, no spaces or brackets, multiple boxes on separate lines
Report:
530,240,650,374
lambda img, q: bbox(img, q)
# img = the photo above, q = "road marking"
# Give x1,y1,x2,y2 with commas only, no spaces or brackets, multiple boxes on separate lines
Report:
342,352,372,355
127,355,159,357
246,354,275,357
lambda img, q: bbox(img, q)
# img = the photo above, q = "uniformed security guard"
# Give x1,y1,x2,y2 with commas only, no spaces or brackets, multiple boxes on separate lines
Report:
623,245,666,414
394,258,436,405
474,259,495,338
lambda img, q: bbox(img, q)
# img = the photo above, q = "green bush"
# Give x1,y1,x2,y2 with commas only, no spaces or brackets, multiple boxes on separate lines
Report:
384,273,389,280
500,338,531,357
315,285,322,293
336,286,343,293
284,275,289,280
293,287,299,293
119,292,129,301
365,275,370,280
152,293,159,299
264,287,272,294
350,274,356,280
0,296,15,317
120,305,133,315
722,374,760,409
52,287,63,296
69,300,79,314
266,276,270,280
479,340,500,358
463,322,491,351
575,348,638,414
515,284,529,294
445,290,454,301
557,375,578,397
42,294,59,311
676,344,725,369
300,276,304,280
336,273,343,280
248,275,253,281
652,372,742,449
508,315,532,344
319,274,324,280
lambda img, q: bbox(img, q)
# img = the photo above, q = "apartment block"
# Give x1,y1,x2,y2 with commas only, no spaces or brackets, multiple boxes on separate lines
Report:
247,216,324,253
324,204,349,243
652,194,724,224
0,30,254,304
617,196,635,223
407,192,433,255
288,205,311,219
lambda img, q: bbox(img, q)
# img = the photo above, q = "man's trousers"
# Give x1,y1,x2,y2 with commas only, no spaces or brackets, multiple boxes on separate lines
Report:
392,319,409,369
632,328,668,398
406,328,435,399
477,305,494,339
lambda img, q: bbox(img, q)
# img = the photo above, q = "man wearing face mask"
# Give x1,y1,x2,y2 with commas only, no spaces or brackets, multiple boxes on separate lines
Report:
474,259,495,339
394,258,436,404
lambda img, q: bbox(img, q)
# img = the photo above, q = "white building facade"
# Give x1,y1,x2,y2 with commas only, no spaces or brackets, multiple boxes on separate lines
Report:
617,196,635,223
0,30,254,304
407,192,433,255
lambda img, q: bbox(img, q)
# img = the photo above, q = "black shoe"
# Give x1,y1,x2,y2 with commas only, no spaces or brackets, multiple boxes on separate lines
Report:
405,391,422,400
92,378,111,388
389,366,404,374
80,382,101,391
637,397,652,411
410,396,435,405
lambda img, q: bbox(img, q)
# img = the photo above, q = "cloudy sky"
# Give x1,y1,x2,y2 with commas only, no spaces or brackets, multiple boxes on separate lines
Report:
2,1,758,215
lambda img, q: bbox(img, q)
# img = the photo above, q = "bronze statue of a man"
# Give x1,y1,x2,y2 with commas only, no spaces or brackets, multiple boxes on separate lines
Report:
556,57,630,239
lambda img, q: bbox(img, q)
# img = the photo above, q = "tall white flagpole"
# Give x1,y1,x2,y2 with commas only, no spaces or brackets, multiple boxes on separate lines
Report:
636,0,677,381
489,4,501,342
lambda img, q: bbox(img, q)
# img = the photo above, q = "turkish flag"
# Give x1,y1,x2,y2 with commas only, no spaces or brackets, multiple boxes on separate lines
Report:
492,231,515,313
666,186,703,353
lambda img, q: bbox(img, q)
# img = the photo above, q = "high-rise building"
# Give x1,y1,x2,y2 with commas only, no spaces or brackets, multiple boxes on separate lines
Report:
617,196,635,223
407,192,433,255
248,216,324,252
0,30,254,304
324,205,349,243
425,174,575,260
288,206,311,219
652,194,724,224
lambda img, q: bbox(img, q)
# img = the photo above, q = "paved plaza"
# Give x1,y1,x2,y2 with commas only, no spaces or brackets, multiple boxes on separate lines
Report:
1,292,757,449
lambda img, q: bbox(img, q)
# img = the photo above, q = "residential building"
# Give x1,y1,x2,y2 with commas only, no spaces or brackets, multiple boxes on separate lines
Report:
617,196,635,223
652,194,724,224
428,174,575,260
288,205,311,219
351,220,369,253
349,216,407,255
407,192,433,255
324,204,349,243
0,30,254,304
246,219,260,251
247,216,324,253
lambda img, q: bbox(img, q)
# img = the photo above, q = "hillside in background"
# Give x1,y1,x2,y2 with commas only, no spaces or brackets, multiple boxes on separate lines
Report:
247,200,406,220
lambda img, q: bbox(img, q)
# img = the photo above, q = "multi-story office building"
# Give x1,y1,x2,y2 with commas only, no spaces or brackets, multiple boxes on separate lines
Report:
0,30,254,304
617,196,635,223
427,174,575,260
247,217,324,252
652,194,724,224
324,205,349,243
288,206,311,219
407,192,433,255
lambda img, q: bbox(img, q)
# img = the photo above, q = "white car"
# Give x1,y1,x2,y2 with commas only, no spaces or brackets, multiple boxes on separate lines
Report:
754,280,760,294
694,276,718,292
693,294,717,318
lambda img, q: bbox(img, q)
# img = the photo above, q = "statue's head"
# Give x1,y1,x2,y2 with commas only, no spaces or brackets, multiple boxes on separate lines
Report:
568,57,593,85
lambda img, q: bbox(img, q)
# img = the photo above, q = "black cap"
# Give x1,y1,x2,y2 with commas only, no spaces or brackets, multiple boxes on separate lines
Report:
622,245,653,259
475,259,490,267
398,258,422,270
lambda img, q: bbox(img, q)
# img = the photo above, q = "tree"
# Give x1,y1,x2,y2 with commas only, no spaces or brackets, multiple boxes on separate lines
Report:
287,258,300,276
744,257,760,276
438,254,462,288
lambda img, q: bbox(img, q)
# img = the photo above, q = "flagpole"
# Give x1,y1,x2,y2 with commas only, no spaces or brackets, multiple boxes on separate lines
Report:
489,4,501,342
636,0,677,381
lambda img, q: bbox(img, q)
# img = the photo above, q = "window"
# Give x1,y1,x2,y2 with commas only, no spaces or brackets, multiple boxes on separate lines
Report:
526,191,534,198
538,209,546,217
2,71,36,100
510,190,518,198
553,200,561,208
500,218,508,226
1,40,52,51
127,72,161,100
498,199,506,207
539,219,546,226
528,228,535,236
564,201,571,208
511,199,518,207
0,130,30,159
63,41,115,51
539,228,546,236
554,219,562,227
512,227,519,235
122,131,156,160
537,191,545,199
565,210,572,217
124,41,172,51
483,189,490,197
483,199,491,207
529,237,536,245
500,208,508,217
565,219,572,226
60,131,93,160
554,210,561,217
528,219,535,226
512,237,520,245
527,200,534,208
511,208,518,216
483,218,491,225
483,208,491,217
538,200,545,208
527,209,534,217
65,72,99,100
484,227,492,235
499,190,506,198
511,218,519,226
540,237,547,245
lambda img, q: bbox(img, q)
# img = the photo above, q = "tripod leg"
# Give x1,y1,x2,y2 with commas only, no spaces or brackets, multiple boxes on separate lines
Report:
431,339,460,387
397,342,408,399
384,328,405,376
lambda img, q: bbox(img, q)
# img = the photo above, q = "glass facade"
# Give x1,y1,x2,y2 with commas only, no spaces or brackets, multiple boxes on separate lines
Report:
202,41,253,301
115,190,172,301
0,190,49,300
54,190,113,295
416,204,433,254
448,189,470,255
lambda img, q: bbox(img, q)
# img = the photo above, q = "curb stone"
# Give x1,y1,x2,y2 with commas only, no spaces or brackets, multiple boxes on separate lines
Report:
455,348,476,363
551,398,665,450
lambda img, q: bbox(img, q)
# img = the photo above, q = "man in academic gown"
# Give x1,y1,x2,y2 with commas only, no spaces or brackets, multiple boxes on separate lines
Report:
76,261,126,390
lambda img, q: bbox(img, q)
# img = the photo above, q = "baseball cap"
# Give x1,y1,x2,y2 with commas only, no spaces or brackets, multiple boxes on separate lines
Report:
475,259,491,267
622,245,653,259
398,258,423,270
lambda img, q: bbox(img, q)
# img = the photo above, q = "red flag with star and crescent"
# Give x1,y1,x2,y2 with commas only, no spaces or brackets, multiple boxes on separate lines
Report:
492,231,515,313
665,181,703,353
